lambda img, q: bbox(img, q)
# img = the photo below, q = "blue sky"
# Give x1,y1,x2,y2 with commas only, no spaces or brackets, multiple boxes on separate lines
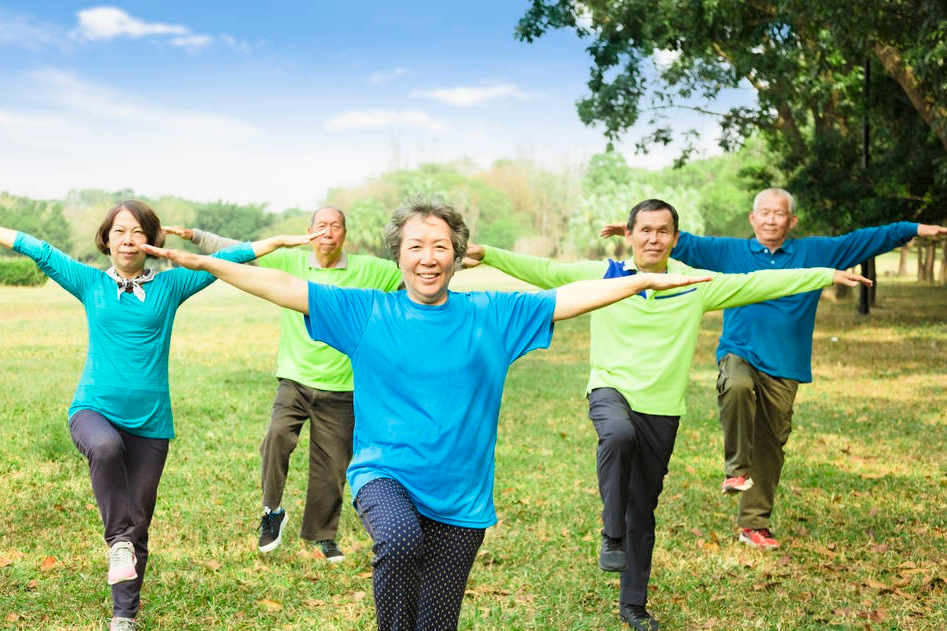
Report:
0,2,754,210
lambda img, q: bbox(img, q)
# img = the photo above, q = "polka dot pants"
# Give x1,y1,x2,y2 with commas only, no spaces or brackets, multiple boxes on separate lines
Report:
355,477,485,631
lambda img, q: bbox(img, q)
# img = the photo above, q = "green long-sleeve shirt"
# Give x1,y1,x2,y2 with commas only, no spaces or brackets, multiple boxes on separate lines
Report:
482,246,835,416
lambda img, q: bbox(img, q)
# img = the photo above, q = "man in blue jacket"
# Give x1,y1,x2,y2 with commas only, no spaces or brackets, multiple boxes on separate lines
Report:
604,188,946,549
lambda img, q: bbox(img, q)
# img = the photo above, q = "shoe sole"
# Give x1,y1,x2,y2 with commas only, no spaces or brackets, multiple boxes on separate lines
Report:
258,514,288,553
107,569,138,585
721,479,754,494
326,554,345,564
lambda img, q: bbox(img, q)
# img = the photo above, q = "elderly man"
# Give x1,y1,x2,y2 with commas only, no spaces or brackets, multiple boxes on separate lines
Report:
165,207,402,560
466,198,871,631
602,188,947,550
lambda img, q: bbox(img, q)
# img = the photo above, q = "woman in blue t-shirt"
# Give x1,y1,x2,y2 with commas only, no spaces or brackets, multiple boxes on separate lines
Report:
143,197,710,631
0,201,312,631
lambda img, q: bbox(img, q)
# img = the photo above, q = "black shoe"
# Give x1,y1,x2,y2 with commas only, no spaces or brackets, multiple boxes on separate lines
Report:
599,533,627,572
258,508,287,553
620,604,660,631
316,539,345,563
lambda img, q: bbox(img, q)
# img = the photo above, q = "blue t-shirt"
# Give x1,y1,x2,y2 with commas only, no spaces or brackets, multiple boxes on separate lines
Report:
14,232,256,438
671,222,917,381
304,285,556,528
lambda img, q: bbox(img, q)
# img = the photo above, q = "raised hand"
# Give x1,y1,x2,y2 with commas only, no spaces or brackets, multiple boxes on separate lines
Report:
599,222,627,238
162,225,194,241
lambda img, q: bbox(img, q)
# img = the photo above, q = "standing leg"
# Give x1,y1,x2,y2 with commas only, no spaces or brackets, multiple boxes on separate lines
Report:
415,516,484,631
737,372,798,531
618,409,679,613
70,410,168,620
300,389,354,544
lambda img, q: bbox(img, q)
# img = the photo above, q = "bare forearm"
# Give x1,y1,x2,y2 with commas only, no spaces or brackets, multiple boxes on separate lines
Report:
205,256,309,312
0,226,17,249
552,272,713,321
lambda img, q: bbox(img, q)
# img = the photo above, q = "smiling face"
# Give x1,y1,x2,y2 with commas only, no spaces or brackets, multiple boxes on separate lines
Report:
749,191,797,250
308,207,346,267
398,214,456,306
625,208,680,273
107,209,149,278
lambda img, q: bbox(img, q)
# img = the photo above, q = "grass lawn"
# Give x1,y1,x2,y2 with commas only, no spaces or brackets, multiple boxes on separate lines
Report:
1,267,945,630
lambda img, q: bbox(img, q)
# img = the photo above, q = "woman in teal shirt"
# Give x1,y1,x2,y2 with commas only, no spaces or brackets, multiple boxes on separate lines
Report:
0,200,310,631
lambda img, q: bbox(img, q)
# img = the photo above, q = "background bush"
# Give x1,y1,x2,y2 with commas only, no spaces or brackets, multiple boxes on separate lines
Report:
0,258,46,286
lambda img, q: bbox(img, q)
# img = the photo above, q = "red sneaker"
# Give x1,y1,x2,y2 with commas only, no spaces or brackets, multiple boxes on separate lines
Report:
721,475,754,494
739,527,779,549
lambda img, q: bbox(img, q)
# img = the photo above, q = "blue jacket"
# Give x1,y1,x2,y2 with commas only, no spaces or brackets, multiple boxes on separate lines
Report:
671,222,918,382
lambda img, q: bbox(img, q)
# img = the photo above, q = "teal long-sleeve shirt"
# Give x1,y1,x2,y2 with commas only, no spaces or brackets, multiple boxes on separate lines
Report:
13,232,256,438
481,246,836,416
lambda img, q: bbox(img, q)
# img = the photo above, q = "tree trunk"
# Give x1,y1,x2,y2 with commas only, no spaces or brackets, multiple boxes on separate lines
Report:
940,241,947,285
858,257,876,314
917,241,928,281
898,241,911,276
922,240,936,282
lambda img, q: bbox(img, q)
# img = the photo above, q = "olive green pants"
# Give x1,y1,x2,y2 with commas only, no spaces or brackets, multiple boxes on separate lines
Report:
716,354,799,530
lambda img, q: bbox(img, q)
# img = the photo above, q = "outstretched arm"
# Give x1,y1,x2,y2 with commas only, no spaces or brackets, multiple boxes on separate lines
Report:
248,231,320,258
0,227,17,249
141,244,310,313
917,224,947,238
552,272,712,321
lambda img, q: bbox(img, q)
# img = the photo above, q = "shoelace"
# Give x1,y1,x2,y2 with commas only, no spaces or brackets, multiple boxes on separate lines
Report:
259,512,279,535
109,543,134,564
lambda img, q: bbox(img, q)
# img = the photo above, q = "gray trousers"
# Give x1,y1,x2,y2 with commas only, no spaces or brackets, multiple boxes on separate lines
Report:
259,378,355,542
588,387,679,608
69,409,169,619
716,353,798,530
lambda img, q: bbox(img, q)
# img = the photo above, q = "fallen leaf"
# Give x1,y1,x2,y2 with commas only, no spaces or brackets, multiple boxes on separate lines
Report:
0,558,12,568
357,571,373,579
205,560,221,572
26,580,38,590
257,598,282,611
5,613,18,623
40,556,57,571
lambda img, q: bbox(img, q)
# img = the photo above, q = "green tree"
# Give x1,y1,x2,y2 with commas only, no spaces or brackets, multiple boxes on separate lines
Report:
516,0,947,231
0,194,72,255
192,201,272,240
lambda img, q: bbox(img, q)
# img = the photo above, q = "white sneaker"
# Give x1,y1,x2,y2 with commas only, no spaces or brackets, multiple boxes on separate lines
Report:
107,541,138,585
110,616,136,631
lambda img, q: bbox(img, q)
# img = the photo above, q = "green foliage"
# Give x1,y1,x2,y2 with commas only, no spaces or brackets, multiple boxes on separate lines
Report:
0,258,46,286
0,193,72,255
192,201,272,240
516,0,947,232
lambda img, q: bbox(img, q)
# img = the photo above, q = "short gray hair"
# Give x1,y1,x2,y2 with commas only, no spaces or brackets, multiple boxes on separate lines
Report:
384,197,469,265
310,206,346,230
753,188,795,215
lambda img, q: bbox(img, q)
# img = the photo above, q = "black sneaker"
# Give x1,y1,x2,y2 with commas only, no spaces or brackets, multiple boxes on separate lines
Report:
258,508,287,553
620,604,660,631
599,533,627,572
317,539,345,563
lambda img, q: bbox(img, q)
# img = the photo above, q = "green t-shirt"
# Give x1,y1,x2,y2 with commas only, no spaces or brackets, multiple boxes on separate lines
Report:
258,248,402,391
482,246,834,416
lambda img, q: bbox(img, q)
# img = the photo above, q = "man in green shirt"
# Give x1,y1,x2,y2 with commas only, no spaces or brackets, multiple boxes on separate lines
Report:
464,199,869,631
166,208,402,561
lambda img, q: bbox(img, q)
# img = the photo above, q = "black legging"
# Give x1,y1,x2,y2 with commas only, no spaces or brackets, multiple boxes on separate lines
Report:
354,477,485,631
70,409,169,619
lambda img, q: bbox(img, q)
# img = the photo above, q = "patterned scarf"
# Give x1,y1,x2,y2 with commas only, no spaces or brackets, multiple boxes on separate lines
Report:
106,267,156,302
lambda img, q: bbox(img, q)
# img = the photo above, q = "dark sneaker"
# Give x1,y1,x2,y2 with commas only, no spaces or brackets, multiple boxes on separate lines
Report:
599,533,627,572
721,474,754,494
317,539,345,563
621,604,660,631
739,527,779,550
258,508,287,553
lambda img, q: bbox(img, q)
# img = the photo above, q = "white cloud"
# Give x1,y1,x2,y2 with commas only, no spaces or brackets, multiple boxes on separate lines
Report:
325,109,448,132
24,68,261,138
368,67,407,84
411,83,534,107
70,6,243,52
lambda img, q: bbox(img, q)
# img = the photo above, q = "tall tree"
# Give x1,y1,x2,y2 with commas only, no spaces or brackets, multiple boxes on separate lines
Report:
516,0,947,231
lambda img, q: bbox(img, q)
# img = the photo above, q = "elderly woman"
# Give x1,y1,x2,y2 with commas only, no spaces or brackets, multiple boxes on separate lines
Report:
142,197,710,631
0,200,312,631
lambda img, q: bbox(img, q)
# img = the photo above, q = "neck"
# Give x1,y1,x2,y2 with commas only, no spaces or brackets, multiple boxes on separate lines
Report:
758,238,786,251
114,268,144,280
315,250,343,269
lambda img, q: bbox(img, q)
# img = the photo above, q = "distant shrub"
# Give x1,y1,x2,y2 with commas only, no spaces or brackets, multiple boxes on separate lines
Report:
0,258,47,286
